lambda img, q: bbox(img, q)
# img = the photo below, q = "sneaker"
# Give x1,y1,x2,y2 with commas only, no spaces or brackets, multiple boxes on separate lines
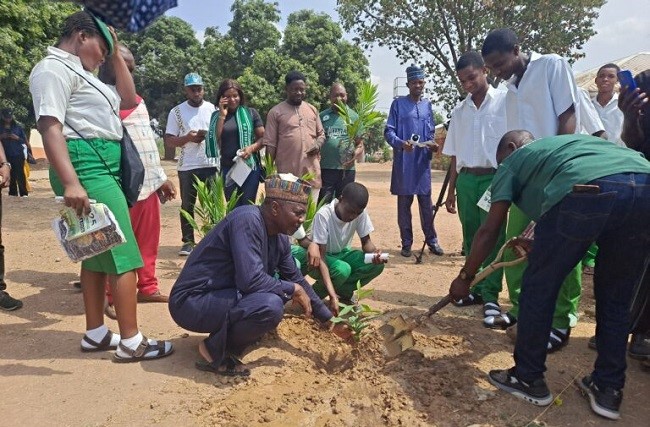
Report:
488,367,553,406
400,246,412,257
0,291,23,311
576,375,622,420
628,333,650,360
178,243,193,256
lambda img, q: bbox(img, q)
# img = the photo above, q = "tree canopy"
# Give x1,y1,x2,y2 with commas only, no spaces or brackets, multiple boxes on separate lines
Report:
337,0,605,111
1,0,371,139
0,0,79,127
118,1,370,133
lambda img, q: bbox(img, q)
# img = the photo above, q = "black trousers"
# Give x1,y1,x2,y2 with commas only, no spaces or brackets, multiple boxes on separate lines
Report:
7,156,27,196
318,168,356,205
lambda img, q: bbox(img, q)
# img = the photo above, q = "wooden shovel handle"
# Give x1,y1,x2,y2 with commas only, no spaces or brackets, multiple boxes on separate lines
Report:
424,294,452,318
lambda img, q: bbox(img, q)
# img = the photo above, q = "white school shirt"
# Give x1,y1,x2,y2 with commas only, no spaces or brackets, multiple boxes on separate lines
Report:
29,46,122,141
505,52,580,138
578,87,605,136
165,100,216,171
592,94,624,146
311,199,374,254
442,85,506,171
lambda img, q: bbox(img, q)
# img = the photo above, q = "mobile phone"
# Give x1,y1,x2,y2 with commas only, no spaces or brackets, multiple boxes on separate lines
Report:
617,70,637,91
196,129,207,137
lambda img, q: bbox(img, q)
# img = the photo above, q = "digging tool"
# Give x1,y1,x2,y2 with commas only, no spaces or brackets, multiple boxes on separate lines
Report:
414,165,451,264
380,228,535,357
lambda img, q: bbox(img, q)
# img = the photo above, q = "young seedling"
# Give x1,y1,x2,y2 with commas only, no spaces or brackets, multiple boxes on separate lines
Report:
330,281,380,342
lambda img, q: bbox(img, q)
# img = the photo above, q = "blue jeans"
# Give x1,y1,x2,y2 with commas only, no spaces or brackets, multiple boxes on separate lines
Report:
222,166,261,207
514,173,650,391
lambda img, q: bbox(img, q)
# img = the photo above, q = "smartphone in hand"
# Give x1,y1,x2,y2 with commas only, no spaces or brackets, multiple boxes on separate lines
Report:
618,70,637,91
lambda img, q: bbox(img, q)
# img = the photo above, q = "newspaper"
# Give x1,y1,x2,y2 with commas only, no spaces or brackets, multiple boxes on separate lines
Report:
52,203,126,262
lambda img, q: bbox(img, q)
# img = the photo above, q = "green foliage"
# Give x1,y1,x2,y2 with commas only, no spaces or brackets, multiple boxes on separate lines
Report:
337,0,605,112
119,16,206,129
303,193,327,234
337,81,386,164
180,175,241,239
0,0,79,128
330,281,380,342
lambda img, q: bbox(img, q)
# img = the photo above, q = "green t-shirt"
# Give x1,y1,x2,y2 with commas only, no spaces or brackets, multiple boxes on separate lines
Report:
490,134,650,220
319,107,359,170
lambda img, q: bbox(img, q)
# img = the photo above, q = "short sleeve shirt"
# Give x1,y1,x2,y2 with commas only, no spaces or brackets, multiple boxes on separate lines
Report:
442,86,506,170
490,134,650,220
320,107,359,170
592,94,624,146
505,52,579,138
311,199,374,254
165,100,216,171
29,46,122,141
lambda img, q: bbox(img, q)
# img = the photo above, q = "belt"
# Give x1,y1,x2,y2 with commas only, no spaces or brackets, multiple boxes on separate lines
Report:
460,167,496,176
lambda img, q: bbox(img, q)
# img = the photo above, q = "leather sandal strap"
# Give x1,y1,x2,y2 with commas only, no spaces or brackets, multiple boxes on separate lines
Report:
82,331,113,349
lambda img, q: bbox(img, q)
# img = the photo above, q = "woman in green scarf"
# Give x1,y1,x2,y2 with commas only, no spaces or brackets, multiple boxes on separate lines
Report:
206,79,265,206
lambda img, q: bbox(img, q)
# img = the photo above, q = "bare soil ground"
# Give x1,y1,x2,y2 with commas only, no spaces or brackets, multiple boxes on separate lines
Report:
0,162,648,427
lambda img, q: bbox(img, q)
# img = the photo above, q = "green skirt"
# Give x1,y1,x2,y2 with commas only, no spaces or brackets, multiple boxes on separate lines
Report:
50,138,143,275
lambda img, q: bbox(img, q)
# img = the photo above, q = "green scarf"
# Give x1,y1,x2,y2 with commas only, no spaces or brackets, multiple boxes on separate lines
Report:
206,106,256,169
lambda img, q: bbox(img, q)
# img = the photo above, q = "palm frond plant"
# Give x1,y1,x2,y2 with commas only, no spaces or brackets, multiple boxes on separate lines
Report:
336,81,385,167
180,174,241,239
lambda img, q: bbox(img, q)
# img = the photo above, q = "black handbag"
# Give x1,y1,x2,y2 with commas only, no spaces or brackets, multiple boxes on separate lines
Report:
117,126,145,207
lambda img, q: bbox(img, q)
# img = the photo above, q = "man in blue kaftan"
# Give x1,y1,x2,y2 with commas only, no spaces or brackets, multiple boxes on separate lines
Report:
385,64,443,257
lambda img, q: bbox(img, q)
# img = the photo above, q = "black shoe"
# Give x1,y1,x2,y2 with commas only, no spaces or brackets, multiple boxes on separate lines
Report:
576,375,622,420
588,335,597,350
628,333,650,359
0,291,23,311
488,367,553,406
428,242,444,256
400,247,412,257
178,243,193,256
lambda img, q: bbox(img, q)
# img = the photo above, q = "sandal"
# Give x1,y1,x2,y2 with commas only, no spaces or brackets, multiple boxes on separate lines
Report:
452,292,483,307
484,312,517,330
113,336,174,363
195,354,251,377
80,330,118,352
547,328,570,353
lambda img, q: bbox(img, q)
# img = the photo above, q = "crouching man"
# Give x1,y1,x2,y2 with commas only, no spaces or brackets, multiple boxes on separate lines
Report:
449,131,650,420
169,174,350,376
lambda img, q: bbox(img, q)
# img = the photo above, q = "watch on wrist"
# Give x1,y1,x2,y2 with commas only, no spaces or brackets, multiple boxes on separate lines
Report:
0,162,11,169
459,268,475,282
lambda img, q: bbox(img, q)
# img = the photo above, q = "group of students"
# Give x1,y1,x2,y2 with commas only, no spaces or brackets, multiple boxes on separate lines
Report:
9,7,650,422
441,28,650,420
22,10,386,369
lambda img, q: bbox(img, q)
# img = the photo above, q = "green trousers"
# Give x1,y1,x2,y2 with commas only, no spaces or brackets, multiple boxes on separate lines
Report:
504,205,582,329
291,246,384,299
457,171,506,302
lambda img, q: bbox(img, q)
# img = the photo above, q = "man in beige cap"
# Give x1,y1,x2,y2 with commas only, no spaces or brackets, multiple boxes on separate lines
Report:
168,174,349,376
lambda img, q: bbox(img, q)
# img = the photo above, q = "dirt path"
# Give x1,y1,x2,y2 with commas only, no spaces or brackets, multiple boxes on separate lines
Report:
0,162,648,426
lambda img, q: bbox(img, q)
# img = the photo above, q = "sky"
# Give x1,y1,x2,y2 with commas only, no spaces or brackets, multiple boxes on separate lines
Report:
167,0,650,113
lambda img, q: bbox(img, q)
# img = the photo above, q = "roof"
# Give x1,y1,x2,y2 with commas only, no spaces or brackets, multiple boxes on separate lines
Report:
575,52,650,94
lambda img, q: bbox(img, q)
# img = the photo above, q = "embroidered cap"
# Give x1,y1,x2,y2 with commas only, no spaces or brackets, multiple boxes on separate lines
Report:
406,64,425,81
265,173,311,204
184,72,204,86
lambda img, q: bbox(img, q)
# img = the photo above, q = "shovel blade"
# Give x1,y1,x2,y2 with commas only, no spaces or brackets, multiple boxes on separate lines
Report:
378,315,411,341
384,332,415,358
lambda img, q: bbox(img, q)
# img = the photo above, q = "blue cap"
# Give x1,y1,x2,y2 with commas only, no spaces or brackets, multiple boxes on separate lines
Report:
184,72,204,86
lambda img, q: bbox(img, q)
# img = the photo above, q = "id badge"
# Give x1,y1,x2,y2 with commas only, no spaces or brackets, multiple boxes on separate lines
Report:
477,187,492,212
